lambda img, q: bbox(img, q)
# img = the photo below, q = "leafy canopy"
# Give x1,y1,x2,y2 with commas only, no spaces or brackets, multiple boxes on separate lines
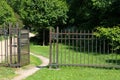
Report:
11,0,68,29
0,0,16,25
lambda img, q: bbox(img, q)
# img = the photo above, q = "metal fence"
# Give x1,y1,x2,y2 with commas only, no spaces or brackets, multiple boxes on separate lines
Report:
0,23,30,67
49,27,120,68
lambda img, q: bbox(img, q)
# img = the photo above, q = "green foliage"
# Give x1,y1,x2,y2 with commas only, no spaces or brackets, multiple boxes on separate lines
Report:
91,0,112,8
67,0,120,29
94,27,120,50
0,0,16,25
10,0,68,29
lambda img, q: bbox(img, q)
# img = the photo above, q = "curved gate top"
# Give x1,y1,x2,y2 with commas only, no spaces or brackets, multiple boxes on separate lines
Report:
0,23,30,67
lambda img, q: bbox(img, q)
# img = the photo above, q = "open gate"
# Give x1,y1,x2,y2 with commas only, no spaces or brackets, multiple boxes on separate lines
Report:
49,27,120,68
0,23,30,67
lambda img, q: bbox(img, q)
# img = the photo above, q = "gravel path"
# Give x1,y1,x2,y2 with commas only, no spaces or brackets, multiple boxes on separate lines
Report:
12,53,49,80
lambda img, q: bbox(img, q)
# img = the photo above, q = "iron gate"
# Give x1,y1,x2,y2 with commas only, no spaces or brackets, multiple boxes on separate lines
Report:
49,27,120,68
0,23,30,67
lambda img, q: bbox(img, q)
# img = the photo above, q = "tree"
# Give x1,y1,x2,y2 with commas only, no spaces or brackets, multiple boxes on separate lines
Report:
0,0,16,25
9,0,68,45
67,0,120,29
9,0,68,29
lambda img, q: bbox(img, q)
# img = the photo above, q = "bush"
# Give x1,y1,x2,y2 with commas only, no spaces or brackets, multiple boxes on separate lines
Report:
94,26,120,52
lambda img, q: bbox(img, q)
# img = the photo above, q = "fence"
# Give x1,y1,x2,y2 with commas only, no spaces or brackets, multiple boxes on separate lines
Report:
49,27,120,68
0,23,29,67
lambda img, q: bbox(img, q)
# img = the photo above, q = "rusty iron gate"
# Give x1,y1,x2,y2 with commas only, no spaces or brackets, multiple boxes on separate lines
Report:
0,23,30,67
49,27,120,68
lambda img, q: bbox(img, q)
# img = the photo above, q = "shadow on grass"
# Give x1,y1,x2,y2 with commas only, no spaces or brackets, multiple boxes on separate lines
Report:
36,65,49,69
106,59,120,65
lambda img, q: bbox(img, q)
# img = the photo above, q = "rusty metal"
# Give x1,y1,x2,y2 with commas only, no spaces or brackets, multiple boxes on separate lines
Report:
49,27,120,68
0,23,30,67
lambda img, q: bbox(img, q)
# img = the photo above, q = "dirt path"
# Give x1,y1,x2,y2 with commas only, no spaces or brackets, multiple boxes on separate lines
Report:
12,53,49,80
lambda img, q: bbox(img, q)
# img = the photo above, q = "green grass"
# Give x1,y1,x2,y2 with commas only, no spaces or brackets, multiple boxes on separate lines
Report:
30,54,42,66
0,67,16,80
25,67,120,80
26,43,120,80
57,44,120,66
30,43,120,66
30,43,49,58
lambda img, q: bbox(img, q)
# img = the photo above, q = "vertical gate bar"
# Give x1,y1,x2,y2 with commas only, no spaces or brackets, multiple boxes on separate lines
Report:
9,23,12,64
17,28,21,66
88,30,89,65
13,30,16,64
72,29,74,64
111,41,114,66
56,27,59,67
84,30,86,65
3,25,5,64
49,27,52,68
103,39,105,65
107,41,110,66
0,34,2,63
60,30,62,65
76,30,78,64
28,28,30,64
115,41,118,66
96,37,98,66
17,26,19,64
80,30,82,64
4,26,6,64
64,30,66,64
6,34,8,64
68,30,70,64
99,39,102,66
91,30,94,65
52,33,56,64
5,35,6,64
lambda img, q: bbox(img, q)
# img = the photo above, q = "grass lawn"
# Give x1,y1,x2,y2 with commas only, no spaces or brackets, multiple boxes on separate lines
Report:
0,67,16,80
24,43,120,80
30,43,49,58
25,67,120,80
30,43,120,66
30,54,42,66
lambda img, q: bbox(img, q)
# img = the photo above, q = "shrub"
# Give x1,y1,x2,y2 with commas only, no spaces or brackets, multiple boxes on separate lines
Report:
94,26,120,52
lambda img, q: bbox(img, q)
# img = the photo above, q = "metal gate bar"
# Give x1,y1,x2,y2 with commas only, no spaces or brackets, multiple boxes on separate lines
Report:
49,27,120,68
0,23,30,67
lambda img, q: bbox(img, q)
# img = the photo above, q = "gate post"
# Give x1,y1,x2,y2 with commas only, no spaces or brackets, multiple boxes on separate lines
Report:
49,27,52,68
9,23,12,64
17,24,21,66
